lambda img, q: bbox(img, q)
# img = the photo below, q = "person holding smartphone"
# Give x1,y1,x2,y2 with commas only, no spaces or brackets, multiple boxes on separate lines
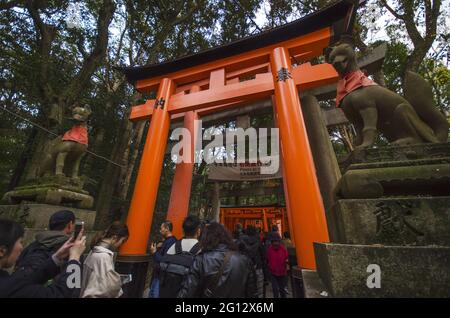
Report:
15,210,77,275
0,218,86,298
80,221,129,298
148,220,177,298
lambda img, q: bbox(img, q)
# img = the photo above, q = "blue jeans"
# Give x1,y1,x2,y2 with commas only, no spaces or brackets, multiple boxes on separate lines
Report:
148,277,160,298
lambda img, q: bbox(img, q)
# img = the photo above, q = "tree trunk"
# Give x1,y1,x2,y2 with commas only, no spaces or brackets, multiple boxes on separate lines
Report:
94,142,122,229
8,127,38,190
82,127,106,174
117,120,146,201
208,181,221,222
405,44,430,75
94,114,134,229
24,129,54,181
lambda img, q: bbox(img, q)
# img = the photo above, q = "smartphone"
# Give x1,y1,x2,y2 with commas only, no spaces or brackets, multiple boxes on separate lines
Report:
73,220,84,239
120,274,132,285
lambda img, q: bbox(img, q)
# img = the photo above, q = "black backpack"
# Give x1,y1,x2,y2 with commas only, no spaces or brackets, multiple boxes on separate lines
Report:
159,240,200,298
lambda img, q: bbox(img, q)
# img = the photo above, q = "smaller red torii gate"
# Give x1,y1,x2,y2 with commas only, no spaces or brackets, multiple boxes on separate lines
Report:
220,206,289,235
118,0,358,271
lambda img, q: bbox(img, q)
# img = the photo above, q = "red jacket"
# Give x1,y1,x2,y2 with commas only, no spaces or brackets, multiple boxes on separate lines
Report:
267,244,288,276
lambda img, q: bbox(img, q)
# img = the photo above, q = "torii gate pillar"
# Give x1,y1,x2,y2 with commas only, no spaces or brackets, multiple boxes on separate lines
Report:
270,47,329,269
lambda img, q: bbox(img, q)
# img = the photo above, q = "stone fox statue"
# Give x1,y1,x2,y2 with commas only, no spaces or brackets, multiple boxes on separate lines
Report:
38,105,91,180
326,39,448,150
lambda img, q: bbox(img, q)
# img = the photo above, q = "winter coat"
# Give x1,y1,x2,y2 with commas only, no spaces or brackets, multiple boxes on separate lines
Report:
0,258,81,298
178,244,257,298
236,234,265,270
267,244,288,276
15,231,70,273
80,245,123,298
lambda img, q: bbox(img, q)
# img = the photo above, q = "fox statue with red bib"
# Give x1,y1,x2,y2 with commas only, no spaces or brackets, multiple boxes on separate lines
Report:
38,105,91,181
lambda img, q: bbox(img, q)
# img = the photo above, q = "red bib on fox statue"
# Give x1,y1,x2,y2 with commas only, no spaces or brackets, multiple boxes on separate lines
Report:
336,69,378,107
62,125,88,145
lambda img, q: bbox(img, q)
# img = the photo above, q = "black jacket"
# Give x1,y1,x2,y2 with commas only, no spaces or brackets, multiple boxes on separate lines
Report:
178,244,257,298
16,231,69,273
236,234,265,270
0,259,81,298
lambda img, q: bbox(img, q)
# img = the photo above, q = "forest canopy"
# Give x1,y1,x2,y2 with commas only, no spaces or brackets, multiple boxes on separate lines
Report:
1,0,448,230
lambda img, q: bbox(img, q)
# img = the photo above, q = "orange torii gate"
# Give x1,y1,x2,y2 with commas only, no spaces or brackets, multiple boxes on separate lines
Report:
117,1,358,287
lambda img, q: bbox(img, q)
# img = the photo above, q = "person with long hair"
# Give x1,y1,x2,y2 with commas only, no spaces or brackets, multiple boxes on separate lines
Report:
178,222,257,298
0,218,86,298
80,221,129,298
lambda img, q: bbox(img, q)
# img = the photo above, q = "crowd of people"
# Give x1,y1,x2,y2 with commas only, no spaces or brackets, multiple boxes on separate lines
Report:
150,218,295,298
0,210,297,298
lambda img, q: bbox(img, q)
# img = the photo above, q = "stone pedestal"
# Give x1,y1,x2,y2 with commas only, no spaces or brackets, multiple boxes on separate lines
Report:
301,269,330,298
305,142,450,298
314,243,450,298
2,175,94,209
335,143,450,199
328,197,450,246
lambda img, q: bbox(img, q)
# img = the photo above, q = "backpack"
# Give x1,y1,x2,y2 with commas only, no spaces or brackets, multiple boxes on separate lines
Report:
159,240,200,298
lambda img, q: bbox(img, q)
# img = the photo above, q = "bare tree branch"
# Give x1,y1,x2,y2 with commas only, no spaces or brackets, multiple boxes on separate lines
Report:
400,0,425,46
114,21,128,64
76,33,88,60
424,0,441,43
25,0,57,103
380,0,405,20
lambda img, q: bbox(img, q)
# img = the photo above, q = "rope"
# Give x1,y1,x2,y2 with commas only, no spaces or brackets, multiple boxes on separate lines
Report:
1,105,125,168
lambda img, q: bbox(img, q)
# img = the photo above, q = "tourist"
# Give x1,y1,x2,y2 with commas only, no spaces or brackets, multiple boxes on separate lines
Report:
282,231,297,268
257,227,265,243
233,223,244,239
178,222,257,298
166,216,201,255
15,210,76,274
159,215,201,297
80,222,129,298
148,220,177,298
0,218,86,298
266,232,289,298
241,225,266,298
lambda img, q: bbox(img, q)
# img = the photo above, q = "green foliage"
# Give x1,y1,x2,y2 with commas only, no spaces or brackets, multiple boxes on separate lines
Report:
419,59,450,114
382,41,409,93
0,0,448,230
